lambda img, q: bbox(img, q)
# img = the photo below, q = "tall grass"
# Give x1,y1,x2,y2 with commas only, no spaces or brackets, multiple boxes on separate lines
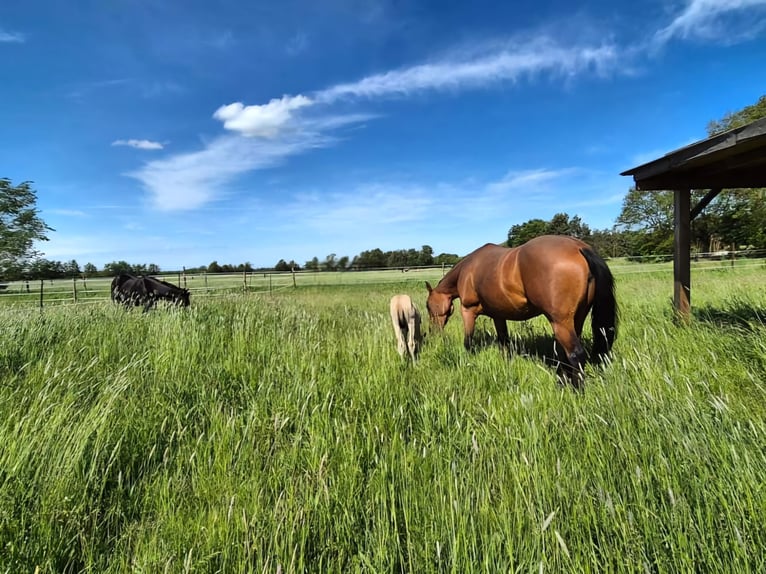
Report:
1,266,765,572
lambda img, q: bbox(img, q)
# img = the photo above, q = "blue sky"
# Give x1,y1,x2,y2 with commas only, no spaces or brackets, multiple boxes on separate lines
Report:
2,0,765,270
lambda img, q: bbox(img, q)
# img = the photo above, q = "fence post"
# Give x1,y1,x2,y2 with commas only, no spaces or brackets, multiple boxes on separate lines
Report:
243,270,247,292
292,267,296,288
204,272,208,292
73,277,77,303
731,243,736,268
39,279,44,309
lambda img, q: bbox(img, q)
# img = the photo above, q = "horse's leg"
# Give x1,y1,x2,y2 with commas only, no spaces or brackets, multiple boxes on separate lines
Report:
493,318,510,354
407,316,417,361
549,319,587,389
461,307,477,351
391,314,407,358
398,325,408,358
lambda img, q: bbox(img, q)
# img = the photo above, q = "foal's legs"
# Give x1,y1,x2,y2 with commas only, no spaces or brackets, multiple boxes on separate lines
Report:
549,319,587,389
392,316,408,358
406,317,417,361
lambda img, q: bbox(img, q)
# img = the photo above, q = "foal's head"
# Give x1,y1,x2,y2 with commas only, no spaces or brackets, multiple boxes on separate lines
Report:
425,281,453,330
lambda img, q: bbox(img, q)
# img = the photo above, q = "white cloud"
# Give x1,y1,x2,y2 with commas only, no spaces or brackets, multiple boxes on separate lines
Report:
213,95,313,138
281,184,434,234
112,139,165,150
655,0,766,44
212,37,619,143
315,39,618,103
286,32,309,56
0,29,24,43
486,168,580,194
128,133,332,211
47,209,87,217
130,0,766,213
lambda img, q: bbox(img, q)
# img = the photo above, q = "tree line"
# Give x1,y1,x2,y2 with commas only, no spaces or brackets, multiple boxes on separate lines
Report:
2,96,765,281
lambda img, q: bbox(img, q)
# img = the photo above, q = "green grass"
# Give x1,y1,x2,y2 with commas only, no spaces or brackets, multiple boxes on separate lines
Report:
1,265,765,572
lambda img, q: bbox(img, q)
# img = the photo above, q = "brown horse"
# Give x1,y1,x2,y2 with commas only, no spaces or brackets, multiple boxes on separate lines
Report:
425,235,617,387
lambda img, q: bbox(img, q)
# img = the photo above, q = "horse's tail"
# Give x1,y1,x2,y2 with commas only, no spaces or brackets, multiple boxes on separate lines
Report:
580,247,618,362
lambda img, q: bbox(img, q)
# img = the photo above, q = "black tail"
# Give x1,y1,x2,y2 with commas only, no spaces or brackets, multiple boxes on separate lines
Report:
580,247,618,362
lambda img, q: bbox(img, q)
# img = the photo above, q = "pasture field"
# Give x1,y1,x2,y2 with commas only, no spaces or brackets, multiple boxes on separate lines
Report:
0,261,765,572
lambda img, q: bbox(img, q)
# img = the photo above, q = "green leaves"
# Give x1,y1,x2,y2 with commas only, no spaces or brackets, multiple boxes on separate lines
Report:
0,178,53,279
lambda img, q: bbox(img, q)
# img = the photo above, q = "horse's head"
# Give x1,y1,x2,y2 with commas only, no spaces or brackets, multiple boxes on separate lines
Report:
425,281,453,330
176,289,191,307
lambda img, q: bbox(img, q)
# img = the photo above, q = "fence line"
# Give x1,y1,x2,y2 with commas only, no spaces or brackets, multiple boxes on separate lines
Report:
1,257,764,309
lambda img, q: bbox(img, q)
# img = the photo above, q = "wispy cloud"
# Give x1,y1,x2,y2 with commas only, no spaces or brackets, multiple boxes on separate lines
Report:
654,0,766,45
215,37,619,140
316,40,618,103
486,168,580,194
286,31,309,56
281,184,434,234
67,78,132,100
0,29,24,43
207,29,235,50
67,78,182,100
112,139,165,150
131,0,766,213
128,133,333,211
47,208,87,217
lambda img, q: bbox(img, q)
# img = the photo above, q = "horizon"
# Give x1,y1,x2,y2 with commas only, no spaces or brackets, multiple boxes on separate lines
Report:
2,0,765,270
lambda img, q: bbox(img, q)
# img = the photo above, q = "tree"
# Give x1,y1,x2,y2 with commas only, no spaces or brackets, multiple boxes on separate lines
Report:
418,245,434,266
705,95,766,250
707,95,766,136
63,259,80,277
103,260,134,276
305,257,319,271
275,259,291,272
0,179,53,278
507,218,548,247
322,254,337,271
507,213,591,247
83,262,97,277
434,252,460,265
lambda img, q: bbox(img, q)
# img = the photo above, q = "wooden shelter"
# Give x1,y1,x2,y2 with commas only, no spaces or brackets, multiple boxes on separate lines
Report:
621,116,766,318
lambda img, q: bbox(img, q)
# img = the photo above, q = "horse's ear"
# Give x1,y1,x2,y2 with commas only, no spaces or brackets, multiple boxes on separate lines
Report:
425,281,432,293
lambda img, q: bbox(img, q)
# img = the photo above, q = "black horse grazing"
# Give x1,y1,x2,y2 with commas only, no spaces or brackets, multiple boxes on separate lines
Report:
111,273,190,312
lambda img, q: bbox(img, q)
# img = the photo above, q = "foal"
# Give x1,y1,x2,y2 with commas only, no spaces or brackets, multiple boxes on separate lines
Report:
389,294,422,361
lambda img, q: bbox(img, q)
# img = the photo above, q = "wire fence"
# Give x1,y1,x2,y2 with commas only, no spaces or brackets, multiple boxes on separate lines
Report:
1,252,764,309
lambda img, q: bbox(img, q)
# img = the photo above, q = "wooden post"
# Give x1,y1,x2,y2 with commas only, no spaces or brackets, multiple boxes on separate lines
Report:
673,189,691,321
730,243,735,268
204,272,208,292
243,270,247,292
39,279,44,309
269,273,272,294
72,277,77,303
292,266,296,288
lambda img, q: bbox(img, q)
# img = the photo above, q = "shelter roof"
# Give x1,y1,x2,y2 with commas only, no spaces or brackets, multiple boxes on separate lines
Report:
621,117,766,190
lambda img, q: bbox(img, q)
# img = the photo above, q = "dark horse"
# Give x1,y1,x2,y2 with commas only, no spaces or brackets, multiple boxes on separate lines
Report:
425,235,617,387
111,273,190,312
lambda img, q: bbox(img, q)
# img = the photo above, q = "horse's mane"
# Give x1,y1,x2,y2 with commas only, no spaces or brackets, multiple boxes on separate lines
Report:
435,244,497,294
